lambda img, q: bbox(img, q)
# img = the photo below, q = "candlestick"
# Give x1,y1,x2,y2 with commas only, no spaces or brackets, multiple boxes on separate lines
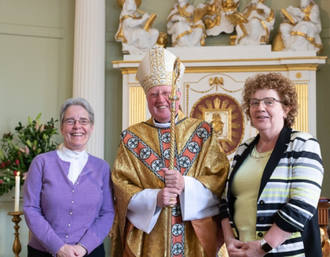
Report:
8,211,24,257
14,172,20,212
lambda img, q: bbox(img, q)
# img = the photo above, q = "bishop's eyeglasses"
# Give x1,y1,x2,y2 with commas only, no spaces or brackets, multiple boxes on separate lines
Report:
147,91,172,99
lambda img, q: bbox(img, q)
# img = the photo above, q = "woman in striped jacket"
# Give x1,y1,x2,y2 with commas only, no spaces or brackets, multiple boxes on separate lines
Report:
220,73,324,256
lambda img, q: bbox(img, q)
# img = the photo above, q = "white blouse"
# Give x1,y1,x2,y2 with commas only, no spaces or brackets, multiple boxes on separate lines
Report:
57,145,88,184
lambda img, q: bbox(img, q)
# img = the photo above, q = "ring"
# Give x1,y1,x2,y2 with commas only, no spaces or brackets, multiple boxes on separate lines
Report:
170,197,174,202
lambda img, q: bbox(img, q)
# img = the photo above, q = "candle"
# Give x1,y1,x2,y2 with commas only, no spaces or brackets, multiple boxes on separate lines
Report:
14,171,20,212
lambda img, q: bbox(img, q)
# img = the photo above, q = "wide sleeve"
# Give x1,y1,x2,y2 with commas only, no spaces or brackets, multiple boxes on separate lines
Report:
180,176,220,221
192,128,230,200
78,162,115,253
23,156,65,255
127,188,162,233
274,136,324,232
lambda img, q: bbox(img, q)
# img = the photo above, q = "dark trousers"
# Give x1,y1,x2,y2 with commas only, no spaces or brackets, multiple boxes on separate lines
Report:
27,243,105,257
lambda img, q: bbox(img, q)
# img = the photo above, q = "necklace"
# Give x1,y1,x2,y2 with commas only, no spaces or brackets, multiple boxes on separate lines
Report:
250,146,272,162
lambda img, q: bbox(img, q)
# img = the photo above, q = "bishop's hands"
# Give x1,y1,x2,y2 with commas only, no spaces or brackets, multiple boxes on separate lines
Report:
157,168,185,208
164,168,184,193
156,187,180,208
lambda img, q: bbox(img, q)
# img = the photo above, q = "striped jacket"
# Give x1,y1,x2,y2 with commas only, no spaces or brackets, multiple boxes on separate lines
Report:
220,127,324,256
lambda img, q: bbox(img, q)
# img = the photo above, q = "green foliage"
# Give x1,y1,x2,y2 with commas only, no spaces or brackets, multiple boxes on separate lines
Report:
0,114,58,196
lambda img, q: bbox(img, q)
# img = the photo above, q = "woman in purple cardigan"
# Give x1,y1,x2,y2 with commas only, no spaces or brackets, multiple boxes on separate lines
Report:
23,98,115,257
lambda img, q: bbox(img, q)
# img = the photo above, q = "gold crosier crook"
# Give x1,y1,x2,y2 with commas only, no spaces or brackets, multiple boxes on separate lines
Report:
166,57,181,256
169,57,181,170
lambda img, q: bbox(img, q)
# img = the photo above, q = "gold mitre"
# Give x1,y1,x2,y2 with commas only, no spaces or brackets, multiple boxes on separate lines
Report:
136,45,185,94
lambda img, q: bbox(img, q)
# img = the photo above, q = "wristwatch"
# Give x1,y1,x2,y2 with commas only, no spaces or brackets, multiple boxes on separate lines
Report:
260,238,273,253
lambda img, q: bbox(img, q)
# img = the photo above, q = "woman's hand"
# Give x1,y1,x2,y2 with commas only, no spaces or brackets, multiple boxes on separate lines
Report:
226,238,247,255
227,240,266,257
73,244,87,257
56,244,80,257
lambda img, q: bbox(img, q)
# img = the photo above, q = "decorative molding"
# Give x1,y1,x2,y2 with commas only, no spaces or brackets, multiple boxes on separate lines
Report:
0,23,64,39
113,64,321,74
184,65,319,73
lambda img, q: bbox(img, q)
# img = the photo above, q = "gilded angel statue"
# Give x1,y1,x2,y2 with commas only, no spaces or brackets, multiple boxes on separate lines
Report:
166,0,207,47
115,0,159,55
273,0,323,53
234,0,274,45
202,0,240,36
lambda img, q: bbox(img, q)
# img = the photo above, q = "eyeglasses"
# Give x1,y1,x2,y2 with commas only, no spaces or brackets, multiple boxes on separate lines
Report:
147,91,172,99
63,119,91,125
249,97,282,108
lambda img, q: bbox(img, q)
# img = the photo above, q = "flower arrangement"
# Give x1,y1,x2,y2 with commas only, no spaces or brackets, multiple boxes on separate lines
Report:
0,113,58,196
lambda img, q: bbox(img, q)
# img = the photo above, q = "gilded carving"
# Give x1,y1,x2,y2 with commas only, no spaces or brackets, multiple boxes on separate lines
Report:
190,93,244,155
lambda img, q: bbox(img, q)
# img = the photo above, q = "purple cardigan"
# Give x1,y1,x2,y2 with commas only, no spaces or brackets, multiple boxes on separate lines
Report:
23,151,115,255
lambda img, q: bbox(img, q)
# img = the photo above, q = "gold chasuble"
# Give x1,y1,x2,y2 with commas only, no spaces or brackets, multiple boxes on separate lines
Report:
111,111,229,257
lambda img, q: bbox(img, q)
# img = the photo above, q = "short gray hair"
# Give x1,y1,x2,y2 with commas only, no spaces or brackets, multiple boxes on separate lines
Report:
60,97,95,125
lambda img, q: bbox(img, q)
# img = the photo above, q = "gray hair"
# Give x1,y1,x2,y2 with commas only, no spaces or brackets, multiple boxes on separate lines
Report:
60,97,95,125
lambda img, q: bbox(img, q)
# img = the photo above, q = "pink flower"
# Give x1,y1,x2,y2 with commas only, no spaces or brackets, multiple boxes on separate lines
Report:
15,159,20,165
25,145,30,155
35,121,40,130
0,180,3,184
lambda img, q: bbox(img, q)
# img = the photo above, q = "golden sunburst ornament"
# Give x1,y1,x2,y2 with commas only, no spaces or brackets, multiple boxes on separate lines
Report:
190,93,244,155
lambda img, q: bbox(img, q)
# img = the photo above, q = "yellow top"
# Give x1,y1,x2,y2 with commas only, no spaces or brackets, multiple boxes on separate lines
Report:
231,146,272,242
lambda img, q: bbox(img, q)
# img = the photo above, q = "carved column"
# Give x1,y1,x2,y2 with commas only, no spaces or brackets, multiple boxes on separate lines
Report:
73,0,105,158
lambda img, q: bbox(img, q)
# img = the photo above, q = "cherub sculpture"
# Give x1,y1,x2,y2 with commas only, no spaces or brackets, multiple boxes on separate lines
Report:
115,0,159,55
234,0,274,45
273,0,323,53
202,0,240,36
167,0,206,47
